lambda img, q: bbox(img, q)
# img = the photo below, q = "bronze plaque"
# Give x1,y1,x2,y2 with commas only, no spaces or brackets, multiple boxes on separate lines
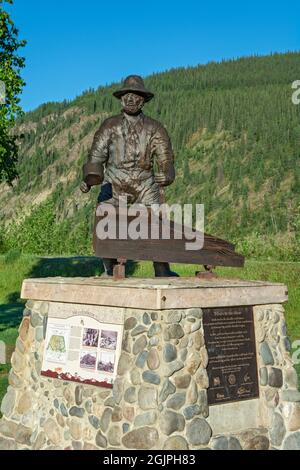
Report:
203,306,259,405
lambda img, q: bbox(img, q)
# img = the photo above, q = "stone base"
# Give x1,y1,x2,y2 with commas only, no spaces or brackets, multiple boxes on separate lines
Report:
0,277,299,450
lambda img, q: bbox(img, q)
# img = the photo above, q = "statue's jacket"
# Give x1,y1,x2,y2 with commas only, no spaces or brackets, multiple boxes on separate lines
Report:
83,112,175,197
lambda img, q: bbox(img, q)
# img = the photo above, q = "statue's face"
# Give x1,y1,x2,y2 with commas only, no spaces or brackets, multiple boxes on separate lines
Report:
121,92,145,115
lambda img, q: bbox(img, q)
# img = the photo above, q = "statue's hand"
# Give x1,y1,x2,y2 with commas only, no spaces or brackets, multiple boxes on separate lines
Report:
155,173,169,185
80,181,91,193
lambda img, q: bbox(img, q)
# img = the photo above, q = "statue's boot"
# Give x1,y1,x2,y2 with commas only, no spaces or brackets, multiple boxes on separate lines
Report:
102,258,118,277
153,261,179,277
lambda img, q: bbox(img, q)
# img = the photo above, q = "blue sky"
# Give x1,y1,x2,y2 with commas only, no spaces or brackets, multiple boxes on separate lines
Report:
6,0,300,111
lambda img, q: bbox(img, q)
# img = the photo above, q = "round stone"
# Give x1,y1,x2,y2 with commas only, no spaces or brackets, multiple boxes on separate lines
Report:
286,404,300,431
142,370,161,385
108,425,122,446
259,367,268,386
138,386,158,410
148,323,162,337
183,404,201,420
0,437,17,450
43,418,61,445
191,319,201,333
134,411,157,427
30,312,43,327
135,350,148,368
75,385,83,405
163,435,189,450
159,379,176,403
125,317,137,330
186,352,201,375
123,406,135,422
149,336,159,346
147,348,160,370
211,436,242,450
133,335,147,355
122,423,130,433
163,344,177,363
60,403,68,417
100,408,112,432
122,331,131,353
270,412,286,446
260,341,274,365
69,406,85,418
124,386,137,403
17,392,32,414
200,347,208,368
112,406,123,422
83,399,92,413
179,348,188,361
166,311,182,323
284,368,298,389
35,326,44,343
33,432,47,450
244,435,270,450
69,419,82,440
268,367,283,388
198,390,208,417
131,325,148,336
130,368,141,385
11,350,25,373
186,418,212,445
282,390,300,402
193,331,204,350
122,427,159,449
151,312,158,321
117,353,133,375
0,419,18,438
88,415,100,429
186,308,202,319
159,410,185,436
174,374,191,389
19,317,30,341
187,380,198,404
15,424,32,445
143,312,151,325
0,388,16,417
195,368,209,388
162,359,184,377
282,432,300,450
95,430,107,448
113,377,123,404
166,392,186,410
166,324,184,339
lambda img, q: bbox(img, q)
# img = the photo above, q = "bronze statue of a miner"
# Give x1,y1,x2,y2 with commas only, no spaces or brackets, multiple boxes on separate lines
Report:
80,75,178,277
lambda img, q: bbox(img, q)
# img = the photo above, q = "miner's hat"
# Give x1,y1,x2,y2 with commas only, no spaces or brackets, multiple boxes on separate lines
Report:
113,75,154,102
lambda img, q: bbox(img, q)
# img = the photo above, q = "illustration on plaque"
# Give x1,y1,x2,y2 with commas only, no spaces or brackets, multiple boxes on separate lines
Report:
45,325,70,364
99,330,118,350
80,351,97,369
82,328,99,348
98,351,115,373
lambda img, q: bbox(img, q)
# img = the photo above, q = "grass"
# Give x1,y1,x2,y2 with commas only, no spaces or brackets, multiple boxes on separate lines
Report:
0,254,299,406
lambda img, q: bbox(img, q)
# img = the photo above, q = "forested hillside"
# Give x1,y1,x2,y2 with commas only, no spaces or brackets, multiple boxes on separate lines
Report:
0,51,300,259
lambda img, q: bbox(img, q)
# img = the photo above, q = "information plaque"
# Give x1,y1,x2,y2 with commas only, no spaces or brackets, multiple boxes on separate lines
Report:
41,302,124,388
203,306,259,405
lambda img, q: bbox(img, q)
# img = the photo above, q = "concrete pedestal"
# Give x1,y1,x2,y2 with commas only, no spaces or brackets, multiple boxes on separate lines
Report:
0,277,299,450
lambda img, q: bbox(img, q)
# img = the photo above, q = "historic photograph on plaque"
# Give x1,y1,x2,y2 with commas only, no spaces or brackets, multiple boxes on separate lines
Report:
41,303,124,388
203,306,259,405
